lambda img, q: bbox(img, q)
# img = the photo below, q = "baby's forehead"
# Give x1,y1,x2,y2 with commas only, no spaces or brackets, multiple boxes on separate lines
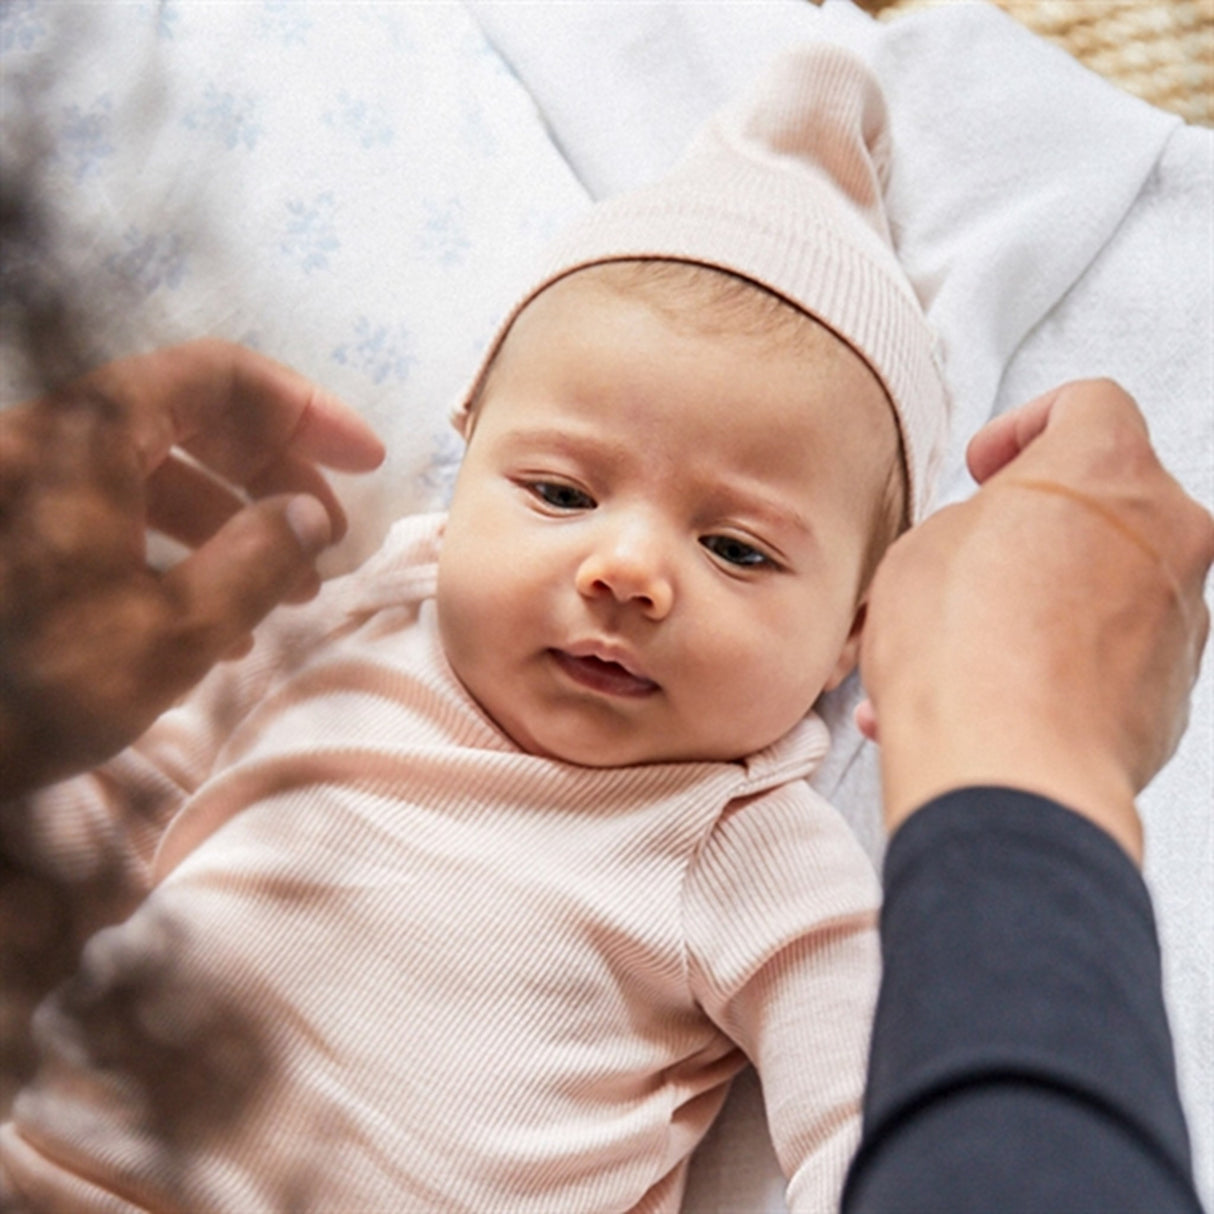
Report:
466,258,870,433
560,259,846,358
508,265,894,454
477,259,902,478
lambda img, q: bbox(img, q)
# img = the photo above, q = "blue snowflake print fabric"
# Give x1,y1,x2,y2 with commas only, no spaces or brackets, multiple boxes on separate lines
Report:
0,0,588,569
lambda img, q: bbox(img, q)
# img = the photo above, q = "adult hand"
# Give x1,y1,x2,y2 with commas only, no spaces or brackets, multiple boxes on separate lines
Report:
857,379,1214,862
0,339,385,797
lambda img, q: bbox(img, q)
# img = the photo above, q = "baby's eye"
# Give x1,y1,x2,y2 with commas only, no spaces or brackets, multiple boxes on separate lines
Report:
701,535,775,569
529,481,596,511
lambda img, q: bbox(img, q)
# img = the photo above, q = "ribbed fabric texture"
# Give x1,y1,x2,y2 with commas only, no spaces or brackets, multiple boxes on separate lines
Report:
456,44,949,521
3,514,881,1213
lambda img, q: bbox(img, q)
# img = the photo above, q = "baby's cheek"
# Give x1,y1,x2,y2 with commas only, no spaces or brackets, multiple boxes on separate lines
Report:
751,650,832,740
435,550,480,663
438,540,514,673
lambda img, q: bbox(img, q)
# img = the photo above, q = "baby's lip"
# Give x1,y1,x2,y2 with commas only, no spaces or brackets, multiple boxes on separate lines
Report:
551,643,659,698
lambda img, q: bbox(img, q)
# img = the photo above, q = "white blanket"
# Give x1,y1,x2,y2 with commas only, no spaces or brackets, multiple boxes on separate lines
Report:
2,2,1209,1209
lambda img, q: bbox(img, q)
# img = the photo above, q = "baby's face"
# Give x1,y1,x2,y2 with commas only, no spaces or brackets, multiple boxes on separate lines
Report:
436,272,898,766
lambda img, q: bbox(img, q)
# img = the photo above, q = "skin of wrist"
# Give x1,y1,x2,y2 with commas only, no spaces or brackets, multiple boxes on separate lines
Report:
876,697,1144,865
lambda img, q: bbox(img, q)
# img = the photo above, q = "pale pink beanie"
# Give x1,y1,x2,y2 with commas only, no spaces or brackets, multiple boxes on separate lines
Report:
458,43,949,521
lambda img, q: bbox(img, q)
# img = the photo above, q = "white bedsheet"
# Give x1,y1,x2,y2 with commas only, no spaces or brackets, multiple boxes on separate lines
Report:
2,2,1209,1209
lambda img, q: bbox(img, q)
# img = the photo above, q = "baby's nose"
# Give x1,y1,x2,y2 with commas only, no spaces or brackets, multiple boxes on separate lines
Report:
575,525,674,620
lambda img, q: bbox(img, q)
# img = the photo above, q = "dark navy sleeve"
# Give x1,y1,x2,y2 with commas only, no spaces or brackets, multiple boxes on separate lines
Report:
842,787,1203,1214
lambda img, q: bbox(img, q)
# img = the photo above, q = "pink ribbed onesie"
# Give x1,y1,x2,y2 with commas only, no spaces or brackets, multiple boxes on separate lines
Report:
2,513,880,1213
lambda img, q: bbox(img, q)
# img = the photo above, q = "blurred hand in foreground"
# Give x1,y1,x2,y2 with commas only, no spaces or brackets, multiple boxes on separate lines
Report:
857,379,1214,863
0,339,385,797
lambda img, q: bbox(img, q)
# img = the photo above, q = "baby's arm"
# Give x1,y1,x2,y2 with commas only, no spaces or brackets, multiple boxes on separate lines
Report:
685,783,881,1212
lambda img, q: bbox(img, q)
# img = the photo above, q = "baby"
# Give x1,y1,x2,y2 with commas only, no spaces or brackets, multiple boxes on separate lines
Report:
2,45,946,1214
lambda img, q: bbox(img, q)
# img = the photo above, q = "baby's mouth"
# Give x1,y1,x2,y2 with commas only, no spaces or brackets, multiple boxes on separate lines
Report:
550,650,660,699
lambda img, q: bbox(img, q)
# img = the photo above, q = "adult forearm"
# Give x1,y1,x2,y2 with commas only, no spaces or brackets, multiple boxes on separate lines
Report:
843,788,1202,1214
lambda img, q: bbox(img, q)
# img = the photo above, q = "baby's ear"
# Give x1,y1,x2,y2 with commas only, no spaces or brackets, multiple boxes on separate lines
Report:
823,600,867,692
451,407,472,441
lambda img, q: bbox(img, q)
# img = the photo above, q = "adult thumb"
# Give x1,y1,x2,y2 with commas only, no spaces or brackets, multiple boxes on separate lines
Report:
157,494,332,682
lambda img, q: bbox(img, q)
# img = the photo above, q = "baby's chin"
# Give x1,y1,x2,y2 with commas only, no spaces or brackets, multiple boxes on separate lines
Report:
453,658,808,767
503,716,786,770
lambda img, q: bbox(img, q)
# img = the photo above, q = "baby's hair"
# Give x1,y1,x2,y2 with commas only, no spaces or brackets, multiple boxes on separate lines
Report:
469,257,909,592
581,258,831,355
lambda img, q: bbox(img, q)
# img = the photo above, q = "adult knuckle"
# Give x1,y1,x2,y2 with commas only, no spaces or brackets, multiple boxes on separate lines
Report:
1086,375,1130,400
1060,378,1147,459
1195,501,1214,566
1167,493,1214,578
149,607,216,689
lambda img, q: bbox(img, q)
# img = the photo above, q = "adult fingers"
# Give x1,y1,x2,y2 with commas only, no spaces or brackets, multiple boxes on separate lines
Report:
86,339,385,485
243,451,350,542
186,340,386,476
1005,382,1214,601
231,350,386,471
853,697,879,743
966,379,1147,485
967,378,1213,628
965,388,1057,484
145,454,244,548
146,448,349,547
154,494,332,687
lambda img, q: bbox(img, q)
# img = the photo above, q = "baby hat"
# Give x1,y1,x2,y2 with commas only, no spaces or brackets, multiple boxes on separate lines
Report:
456,43,949,521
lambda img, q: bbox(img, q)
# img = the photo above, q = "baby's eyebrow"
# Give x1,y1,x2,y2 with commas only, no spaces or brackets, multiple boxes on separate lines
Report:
705,482,816,542
499,425,629,464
